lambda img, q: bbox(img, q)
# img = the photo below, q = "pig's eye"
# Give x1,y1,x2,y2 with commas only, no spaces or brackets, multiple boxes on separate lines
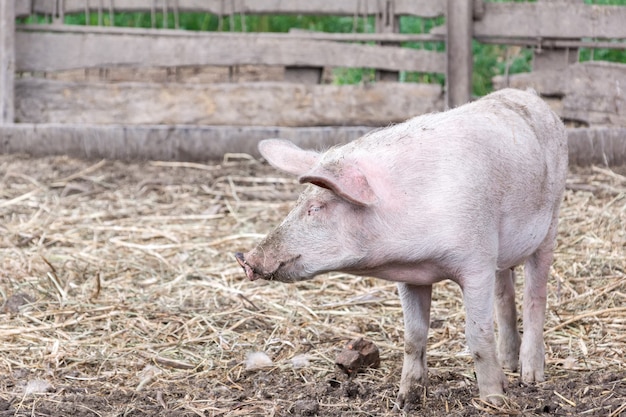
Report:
307,205,323,216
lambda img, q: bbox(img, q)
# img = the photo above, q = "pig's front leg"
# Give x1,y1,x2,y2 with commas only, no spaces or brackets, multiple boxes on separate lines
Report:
396,283,432,409
462,271,508,405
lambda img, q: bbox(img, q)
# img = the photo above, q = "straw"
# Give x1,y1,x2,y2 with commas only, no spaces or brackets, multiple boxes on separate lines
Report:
0,155,624,416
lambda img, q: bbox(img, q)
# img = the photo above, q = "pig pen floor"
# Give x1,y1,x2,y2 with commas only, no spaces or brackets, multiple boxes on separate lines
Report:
0,154,624,417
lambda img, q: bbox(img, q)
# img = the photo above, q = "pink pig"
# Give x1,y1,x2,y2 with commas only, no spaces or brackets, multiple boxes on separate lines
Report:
235,88,568,407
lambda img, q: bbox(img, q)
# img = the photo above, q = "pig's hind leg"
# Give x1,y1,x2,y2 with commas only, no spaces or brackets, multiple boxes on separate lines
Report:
495,268,521,371
519,223,557,383
396,283,432,409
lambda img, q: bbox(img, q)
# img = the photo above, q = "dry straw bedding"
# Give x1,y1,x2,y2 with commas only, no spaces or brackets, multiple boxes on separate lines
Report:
0,154,624,416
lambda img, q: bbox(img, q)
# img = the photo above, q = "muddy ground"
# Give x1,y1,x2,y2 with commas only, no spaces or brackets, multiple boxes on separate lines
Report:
0,155,624,416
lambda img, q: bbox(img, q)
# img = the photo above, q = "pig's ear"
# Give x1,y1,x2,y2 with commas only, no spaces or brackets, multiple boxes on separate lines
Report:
258,139,320,176
299,165,377,207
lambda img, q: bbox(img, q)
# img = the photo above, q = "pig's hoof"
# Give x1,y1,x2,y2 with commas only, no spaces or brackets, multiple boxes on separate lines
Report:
498,352,519,372
394,384,427,411
521,367,545,384
479,376,508,406
482,390,508,406
520,353,545,383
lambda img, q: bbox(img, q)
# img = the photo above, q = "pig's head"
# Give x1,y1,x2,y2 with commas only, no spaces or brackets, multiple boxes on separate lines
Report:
235,139,380,283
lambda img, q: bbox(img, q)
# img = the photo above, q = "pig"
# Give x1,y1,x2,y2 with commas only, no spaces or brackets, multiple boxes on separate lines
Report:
235,88,568,407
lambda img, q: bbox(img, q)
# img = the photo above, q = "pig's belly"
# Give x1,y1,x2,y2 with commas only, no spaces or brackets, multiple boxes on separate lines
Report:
496,213,552,269
356,260,453,286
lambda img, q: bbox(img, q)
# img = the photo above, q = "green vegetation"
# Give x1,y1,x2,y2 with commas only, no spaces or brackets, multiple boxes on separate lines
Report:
472,43,534,97
17,5,626,96
584,0,626,4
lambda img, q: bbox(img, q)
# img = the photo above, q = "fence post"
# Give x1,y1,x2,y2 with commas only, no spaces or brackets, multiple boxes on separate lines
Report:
446,0,473,108
376,0,400,82
0,0,15,123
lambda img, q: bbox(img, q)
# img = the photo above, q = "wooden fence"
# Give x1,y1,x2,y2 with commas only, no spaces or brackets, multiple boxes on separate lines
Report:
1,0,625,164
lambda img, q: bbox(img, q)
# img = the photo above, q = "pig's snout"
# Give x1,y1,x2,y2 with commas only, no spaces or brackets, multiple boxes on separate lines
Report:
235,251,304,282
235,252,260,281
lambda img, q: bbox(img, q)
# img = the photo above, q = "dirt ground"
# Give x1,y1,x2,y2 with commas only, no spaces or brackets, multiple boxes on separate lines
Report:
0,154,624,417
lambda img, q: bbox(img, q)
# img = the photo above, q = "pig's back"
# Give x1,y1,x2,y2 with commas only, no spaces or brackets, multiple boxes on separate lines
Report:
361,88,567,200
449,88,567,205
429,89,567,267
354,88,567,269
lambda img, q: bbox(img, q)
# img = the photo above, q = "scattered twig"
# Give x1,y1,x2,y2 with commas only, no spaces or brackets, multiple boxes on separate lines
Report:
49,159,107,188
546,306,626,334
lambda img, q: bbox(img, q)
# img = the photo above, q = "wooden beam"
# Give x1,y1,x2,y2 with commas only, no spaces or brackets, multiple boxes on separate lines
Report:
15,79,444,127
395,0,445,18
15,26,446,74
0,124,374,161
0,124,623,166
19,24,446,43
532,0,580,73
493,61,626,127
15,1,31,17
474,37,626,50
280,32,445,43
446,0,473,108
568,127,626,166
22,0,445,18
0,0,15,123
474,1,626,39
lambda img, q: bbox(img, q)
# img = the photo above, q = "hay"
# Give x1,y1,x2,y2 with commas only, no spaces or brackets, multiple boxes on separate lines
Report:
0,154,624,416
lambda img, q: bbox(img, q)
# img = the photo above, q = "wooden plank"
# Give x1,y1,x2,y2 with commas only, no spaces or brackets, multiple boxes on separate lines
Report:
562,94,626,127
445,0,473,108
0,124,623,166
531,0,580,74
15,1,31,17
493,61,626,97
0,124,373,161
568,127,626,166
395,0,445,18
23,0,445,18
474,37,626,50
282,32,444,43
474,1,626,39
0,0,15,123
15,27,446,74
533,48,578,72
19,24,446,43
27,65,286,83
493,61,626,127
15,79,444,127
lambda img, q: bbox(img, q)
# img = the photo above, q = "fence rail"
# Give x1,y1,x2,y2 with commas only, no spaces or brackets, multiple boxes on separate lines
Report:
474,1,626,39
16,25,446,73
2,0,626,165
15,79,443,127
1,124,625,166
16,0,446,19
